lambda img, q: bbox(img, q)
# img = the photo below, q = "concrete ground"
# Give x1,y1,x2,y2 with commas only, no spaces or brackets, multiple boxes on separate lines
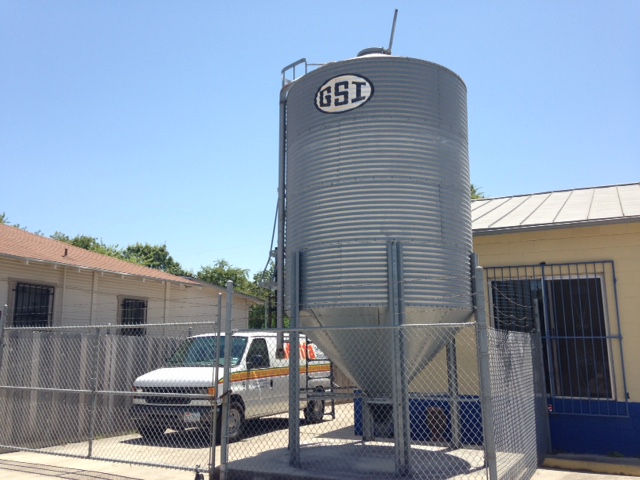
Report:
0,453,638,480
3,444,639,480
0,402,637,479
0,452,195,480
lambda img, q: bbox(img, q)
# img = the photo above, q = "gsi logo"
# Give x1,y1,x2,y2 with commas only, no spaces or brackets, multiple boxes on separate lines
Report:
315,74,374,114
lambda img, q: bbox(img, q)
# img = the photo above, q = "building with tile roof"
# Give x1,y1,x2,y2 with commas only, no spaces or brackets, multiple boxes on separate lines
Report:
0,224,260,333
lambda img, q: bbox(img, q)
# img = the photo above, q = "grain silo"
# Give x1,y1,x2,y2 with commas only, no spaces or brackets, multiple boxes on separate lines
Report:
277,50,473,402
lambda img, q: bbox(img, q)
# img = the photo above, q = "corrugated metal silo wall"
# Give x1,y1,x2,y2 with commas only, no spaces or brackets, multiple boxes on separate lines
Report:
286,55,472,321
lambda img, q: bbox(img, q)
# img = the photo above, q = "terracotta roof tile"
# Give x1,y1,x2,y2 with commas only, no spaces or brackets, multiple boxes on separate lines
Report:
0,224,199,285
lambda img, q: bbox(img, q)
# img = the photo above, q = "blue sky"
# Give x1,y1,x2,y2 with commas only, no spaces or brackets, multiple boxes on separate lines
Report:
1,1,638,276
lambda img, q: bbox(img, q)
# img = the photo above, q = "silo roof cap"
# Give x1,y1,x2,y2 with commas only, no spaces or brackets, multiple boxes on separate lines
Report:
357,47,391,57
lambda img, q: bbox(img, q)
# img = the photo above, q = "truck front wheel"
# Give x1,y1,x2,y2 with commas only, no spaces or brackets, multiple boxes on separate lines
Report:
227,402,245,442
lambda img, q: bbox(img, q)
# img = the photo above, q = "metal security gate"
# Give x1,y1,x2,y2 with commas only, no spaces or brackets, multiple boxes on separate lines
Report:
485,261,629,453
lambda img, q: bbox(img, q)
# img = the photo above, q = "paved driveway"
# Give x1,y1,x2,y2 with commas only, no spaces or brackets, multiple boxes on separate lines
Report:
0,455,635,480
0,402,635,480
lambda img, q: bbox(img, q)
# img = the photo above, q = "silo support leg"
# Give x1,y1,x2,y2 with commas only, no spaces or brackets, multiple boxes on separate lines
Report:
388,241,411,476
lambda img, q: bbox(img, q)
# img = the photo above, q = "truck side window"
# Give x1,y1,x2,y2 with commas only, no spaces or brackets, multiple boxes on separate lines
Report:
246,338,270,369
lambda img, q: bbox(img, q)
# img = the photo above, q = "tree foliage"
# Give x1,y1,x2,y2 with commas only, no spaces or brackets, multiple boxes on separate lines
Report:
50,232,191,276
51,232,122,257
197,259,253,293
471,183,485,199
0,212,27,230
122,243,191,276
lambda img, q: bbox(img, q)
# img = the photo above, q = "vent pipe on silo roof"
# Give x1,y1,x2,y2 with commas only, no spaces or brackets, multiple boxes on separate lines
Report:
358,8,399,57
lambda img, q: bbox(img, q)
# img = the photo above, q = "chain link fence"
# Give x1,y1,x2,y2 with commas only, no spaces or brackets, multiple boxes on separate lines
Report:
0,319,543,479
487,328,543,480
0,322,217,473
221,323,487,480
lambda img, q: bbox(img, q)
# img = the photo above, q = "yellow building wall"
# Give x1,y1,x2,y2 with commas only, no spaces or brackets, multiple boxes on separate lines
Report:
473,221,640,402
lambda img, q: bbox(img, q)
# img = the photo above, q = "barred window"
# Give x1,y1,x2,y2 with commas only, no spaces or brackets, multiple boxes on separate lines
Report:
120,298,147,336
546,277,611,399
13,283,54,328
487,261,623,413
491,279,537,333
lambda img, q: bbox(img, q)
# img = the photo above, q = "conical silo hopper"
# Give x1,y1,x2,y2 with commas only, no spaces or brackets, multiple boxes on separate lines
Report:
282,53,473,399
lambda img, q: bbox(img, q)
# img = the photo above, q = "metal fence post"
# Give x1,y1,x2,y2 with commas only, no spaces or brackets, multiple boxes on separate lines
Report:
87,326,101,458
219,282,234,480
533,299,552,461
447,339,461,448
288,251,301,468
0,306,7,378
473,256,498,480
388,241,411,476
209,293,223,480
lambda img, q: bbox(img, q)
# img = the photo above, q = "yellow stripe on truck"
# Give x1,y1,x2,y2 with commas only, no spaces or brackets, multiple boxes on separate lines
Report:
228,364,331,383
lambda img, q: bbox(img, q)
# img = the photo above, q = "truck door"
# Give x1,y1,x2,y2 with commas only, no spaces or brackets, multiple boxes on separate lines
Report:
244,338,272,418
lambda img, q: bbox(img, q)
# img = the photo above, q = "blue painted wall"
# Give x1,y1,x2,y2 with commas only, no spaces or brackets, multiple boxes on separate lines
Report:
354,395,483,444
353,396,640,457
549,401,640,457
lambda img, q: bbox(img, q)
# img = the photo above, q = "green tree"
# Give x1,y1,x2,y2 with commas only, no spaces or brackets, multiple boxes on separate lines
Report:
471,183,485,199
246,263,289,329
50,231,71,242
0,213,26,230
248,303,267,329
246,263,275,299
197,259,252,293
122,243,191,276
197,260,279,329
50,232,122,257
50,233,190,276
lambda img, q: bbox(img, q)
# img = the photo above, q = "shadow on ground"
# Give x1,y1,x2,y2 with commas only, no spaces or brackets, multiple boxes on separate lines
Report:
223,443,484,480
122,417,297,449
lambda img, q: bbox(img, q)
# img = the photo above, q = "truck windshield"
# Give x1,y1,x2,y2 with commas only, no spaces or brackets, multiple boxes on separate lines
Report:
166,336,248,367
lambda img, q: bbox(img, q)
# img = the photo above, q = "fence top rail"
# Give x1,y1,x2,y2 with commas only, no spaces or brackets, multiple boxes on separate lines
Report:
2,321,478,334
235,322,478,335
3,320,221,332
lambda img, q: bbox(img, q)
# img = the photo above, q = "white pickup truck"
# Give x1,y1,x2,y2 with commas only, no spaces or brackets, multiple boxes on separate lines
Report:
131,331,331,441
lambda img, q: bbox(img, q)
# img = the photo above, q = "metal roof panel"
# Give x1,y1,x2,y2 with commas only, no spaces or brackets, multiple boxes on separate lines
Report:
554,188,594,223
521,190,571,225
472,195,530,229
490,193,550,228
471,197,511,227
589,186,623,219
472,183,640,233
617,184,640,217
